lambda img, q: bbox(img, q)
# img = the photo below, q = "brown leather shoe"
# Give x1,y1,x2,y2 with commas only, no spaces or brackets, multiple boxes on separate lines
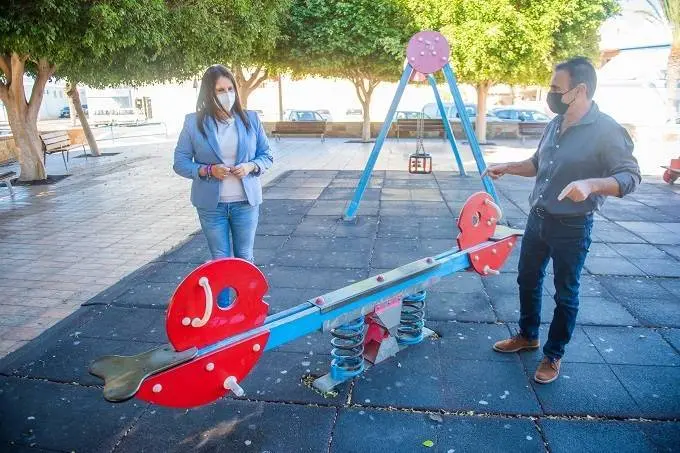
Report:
492,334,540,353
534,357,561,384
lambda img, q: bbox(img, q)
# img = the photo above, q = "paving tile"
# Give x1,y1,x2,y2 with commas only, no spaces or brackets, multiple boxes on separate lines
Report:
273,249,370,269
434,322,514,362
660,328,680,352
240,350,349,404
638,421,680,453
619,298,680,328
530,362,640,417
107,281,177,309
5,335,158,386
77,306,167,343
442,359,542,415
598,276,677,300
431,271,486,294
584,257,645,276
352,339,444,410
426,291,496,322
576,296,639,326
582,326,680,366
633,259,680,278
116,399,335,453
0,376,145,453
539,419,659,453
263,266,366,290
659,245,680,261
282,236,374,252
491,293,554,324
615,243,670,259
331,409,543,453
612,365,680,419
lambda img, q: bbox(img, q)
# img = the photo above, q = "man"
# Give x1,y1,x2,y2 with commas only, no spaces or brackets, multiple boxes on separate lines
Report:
485,57,641,384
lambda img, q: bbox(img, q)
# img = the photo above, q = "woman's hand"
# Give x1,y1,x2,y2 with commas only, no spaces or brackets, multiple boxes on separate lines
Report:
230,162,256,178
210,165,231,180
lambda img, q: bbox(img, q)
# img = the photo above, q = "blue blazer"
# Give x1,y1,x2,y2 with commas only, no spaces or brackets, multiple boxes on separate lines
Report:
173,110,274,209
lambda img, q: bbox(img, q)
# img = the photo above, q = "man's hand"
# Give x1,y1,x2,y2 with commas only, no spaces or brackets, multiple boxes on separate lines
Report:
230,162,256,178
558,180,593,202
482,163,511,180
210,165,231,180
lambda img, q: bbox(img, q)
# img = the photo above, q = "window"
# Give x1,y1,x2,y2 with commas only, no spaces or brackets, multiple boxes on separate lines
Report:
494,110,512,120
532,112,550,121
53,90,57,98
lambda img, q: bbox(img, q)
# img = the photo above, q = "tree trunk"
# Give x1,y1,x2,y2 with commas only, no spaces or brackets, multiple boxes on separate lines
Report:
232,64,269,110
0,53,54,181
5,105,45,180
475,82,490,144
667,40,680,120
278,75,284,121
351,76,379,142
66,82,101,156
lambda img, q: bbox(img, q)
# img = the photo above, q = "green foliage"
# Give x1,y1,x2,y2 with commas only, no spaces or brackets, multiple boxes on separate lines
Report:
0,0,289,87
409,0,618,87
278,0,418,81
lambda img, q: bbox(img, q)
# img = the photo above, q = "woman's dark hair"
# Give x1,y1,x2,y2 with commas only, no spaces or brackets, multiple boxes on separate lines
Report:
196,64,250,137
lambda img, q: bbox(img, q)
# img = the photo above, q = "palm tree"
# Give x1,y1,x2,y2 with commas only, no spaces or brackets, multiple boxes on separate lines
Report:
637,0,680,118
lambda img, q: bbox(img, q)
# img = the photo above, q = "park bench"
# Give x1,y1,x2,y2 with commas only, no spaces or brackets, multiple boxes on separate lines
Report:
518,121,548,144
40,131,88,171
0,170,16,196
271,121,327,142
395,119,446,140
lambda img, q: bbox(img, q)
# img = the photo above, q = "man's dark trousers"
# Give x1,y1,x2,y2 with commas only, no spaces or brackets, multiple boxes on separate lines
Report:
517,207,593,359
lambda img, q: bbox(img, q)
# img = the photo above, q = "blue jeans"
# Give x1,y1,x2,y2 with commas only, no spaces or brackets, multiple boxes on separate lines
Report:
196,201,259,307
517,208,593,360
196,201,259,261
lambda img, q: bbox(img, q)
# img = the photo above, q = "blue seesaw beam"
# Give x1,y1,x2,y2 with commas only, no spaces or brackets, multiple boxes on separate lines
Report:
197,241,475,357
427,74,466,176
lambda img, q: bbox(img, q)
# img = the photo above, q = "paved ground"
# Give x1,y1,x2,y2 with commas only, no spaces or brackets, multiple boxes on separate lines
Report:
1,136,679,452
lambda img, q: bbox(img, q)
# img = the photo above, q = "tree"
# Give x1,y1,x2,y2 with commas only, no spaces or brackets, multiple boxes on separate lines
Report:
0,0,288,181
279,0,417,142
411,0,617,143
633,0,680,119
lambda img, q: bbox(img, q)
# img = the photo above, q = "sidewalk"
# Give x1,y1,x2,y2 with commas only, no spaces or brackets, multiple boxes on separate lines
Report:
0,137,679,452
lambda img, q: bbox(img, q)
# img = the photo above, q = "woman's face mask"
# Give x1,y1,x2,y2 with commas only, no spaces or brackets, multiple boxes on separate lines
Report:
217,91,236,111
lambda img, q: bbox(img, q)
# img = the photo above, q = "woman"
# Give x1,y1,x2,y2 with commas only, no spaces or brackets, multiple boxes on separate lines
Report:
174,65,273,268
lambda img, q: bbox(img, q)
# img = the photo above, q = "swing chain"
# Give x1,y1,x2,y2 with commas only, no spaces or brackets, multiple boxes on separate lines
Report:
415,110,426,155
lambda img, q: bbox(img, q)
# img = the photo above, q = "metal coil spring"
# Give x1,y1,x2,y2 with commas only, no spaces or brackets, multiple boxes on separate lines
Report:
397,291,427,345
330,316,365,380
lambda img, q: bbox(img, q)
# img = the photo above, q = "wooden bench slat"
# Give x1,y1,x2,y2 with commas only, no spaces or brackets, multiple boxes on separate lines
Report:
40,131,68,140
42,135,70,146
0,171,16,180
45,140,72,151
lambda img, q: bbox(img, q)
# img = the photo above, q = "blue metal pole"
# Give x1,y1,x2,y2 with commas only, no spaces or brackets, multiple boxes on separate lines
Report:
343,64,414,220
427,74,466,176
441,64,499,204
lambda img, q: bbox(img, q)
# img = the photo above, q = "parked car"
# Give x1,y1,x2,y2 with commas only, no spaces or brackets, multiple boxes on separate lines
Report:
284,110,325,121
395,111,430,120
422,103,496,120
316,109,333,121
345,108,363,118
491,107,550,122
58,105,88,118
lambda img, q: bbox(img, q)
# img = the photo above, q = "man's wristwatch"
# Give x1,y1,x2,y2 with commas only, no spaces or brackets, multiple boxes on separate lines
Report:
252,162,260,174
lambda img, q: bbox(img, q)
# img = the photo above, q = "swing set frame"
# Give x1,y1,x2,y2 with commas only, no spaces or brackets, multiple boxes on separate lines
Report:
343,33,500,221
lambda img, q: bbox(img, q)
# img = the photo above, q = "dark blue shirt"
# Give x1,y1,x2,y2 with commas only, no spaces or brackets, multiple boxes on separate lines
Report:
529,102,641,216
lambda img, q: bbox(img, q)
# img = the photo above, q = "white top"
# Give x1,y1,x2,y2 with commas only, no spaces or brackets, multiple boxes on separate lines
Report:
215,119,247,203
